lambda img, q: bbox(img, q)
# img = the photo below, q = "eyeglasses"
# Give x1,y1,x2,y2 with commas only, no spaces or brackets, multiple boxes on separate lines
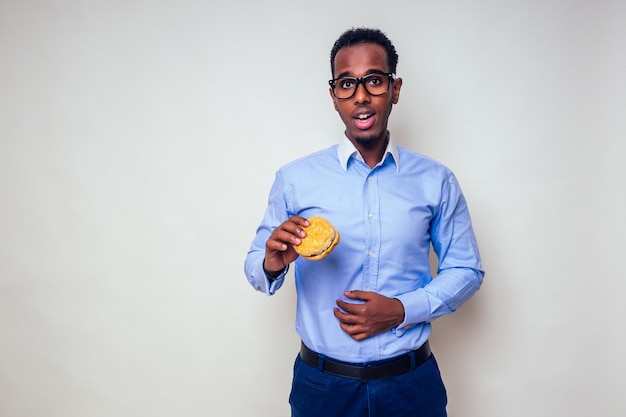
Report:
329,72,395,100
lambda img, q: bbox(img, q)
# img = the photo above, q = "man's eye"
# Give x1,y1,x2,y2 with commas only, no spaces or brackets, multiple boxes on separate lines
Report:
339,79,354,89
367,76,383,85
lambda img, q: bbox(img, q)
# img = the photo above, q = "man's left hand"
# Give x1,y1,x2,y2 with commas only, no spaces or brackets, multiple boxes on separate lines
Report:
334,290,405,341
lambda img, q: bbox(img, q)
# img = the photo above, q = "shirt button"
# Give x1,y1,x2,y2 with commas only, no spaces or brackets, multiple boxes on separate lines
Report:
368,251,374,257
368,213,374,218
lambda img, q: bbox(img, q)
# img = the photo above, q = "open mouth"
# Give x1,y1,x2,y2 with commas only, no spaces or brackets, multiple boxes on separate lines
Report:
354,113,375,130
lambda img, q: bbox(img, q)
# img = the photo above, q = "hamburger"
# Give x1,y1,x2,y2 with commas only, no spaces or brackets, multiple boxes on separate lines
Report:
294,216,340,261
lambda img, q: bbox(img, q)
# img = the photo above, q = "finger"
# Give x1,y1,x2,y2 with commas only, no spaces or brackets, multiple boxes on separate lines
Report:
337,321,369,340
268,228,302,249
350,332,369,341
281,216,310,240
333,307,360,325
289,215,310,228
335,299,363,315
334,308,374,340
280,222,306,239
343,290,372,301
266,238,290,252
337,316,359,332
333,307,352,322
338,321,358,334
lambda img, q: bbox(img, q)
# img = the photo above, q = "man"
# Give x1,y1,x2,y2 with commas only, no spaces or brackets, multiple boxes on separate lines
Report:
244,27,484,417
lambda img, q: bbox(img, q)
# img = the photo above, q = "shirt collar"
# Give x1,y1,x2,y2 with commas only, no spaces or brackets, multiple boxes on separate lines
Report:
337,134,400,172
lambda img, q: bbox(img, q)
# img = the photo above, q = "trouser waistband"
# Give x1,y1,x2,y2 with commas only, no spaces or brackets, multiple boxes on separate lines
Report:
299,341,431,381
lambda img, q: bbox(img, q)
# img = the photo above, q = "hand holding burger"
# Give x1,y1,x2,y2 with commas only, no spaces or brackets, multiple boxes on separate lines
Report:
294,216,340,261
263,216,340,277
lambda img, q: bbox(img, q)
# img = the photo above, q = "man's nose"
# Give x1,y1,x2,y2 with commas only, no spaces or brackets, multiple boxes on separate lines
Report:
353,81,370,103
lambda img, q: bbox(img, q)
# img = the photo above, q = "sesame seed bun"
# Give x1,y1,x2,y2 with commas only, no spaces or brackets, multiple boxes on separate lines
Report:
294,216,340,261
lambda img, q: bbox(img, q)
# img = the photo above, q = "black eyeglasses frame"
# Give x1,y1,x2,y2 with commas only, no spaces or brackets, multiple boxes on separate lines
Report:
328,72,395,100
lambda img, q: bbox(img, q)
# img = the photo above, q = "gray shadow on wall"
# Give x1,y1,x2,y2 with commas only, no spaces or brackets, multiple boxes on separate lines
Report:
427,243,488,410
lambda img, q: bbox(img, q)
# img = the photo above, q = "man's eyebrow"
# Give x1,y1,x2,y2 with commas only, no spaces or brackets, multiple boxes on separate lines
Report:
334,69,387,79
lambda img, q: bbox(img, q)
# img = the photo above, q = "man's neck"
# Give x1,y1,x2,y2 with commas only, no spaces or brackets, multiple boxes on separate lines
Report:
351,132,389,168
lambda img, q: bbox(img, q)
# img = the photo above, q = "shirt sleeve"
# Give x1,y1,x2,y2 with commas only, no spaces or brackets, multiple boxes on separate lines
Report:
394,172,484,335
244,171,291,296
246,256,289,295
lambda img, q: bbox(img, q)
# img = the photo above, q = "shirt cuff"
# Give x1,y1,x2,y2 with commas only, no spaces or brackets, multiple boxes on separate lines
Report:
393,289,431,336
264,264,289,295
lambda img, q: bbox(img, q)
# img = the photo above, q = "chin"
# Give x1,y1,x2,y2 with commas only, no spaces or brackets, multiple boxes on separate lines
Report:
353,132,384,147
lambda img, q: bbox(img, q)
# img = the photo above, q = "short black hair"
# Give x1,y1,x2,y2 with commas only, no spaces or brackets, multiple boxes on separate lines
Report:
330,27,399,77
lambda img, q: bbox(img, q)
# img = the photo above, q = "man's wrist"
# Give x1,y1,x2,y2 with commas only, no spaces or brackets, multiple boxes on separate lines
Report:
264,263,288,280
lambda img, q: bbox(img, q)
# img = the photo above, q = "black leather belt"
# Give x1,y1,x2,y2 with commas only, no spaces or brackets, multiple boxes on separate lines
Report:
300,341,431,381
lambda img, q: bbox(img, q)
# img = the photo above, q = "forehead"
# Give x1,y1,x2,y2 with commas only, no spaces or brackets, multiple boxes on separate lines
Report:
333,43,389,77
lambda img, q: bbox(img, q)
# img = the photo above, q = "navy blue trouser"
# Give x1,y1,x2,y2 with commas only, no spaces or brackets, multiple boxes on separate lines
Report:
289,353,447,417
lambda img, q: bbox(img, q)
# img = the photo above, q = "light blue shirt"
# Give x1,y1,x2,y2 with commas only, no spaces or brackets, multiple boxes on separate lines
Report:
245,136,484,362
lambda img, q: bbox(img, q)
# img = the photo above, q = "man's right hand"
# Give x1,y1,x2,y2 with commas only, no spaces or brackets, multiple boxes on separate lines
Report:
263,215,310,276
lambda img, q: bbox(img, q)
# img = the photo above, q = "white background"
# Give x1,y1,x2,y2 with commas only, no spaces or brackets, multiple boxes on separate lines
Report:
1,1,625,416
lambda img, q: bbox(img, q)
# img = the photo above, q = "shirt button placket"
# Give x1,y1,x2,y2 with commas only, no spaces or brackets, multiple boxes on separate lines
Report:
364,172,380,292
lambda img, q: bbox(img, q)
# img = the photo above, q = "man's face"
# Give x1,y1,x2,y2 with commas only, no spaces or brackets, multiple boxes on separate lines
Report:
330,43,402,147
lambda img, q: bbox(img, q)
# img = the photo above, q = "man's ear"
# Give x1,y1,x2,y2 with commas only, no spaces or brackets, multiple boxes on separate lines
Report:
329,88,339,111
392,77,402,104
